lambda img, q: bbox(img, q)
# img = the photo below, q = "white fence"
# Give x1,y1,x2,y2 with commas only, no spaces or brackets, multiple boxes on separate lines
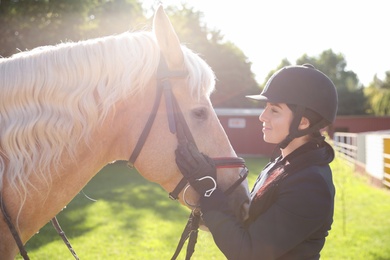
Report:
333,132,358,164
333,131,390,188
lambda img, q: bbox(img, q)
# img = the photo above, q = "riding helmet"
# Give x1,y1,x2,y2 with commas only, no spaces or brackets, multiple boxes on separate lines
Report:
247,64,338,148
247,64,338,125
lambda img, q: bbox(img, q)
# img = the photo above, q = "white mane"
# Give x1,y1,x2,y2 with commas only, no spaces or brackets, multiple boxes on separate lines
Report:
0,30,215,208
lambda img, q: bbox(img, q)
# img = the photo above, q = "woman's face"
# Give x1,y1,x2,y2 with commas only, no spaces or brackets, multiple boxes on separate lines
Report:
259,103,293,144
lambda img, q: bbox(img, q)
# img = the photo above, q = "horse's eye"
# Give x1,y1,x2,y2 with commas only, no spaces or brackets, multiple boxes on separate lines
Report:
192,107,208,121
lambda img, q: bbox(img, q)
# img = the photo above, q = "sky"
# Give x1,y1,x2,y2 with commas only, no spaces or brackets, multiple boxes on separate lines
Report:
143,0,390,86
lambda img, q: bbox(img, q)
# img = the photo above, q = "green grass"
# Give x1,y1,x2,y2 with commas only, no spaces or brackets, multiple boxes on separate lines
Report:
321,157,390,260
19,156,390,259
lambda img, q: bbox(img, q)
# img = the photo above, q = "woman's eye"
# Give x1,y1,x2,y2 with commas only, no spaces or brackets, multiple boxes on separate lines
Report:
192,107,208,120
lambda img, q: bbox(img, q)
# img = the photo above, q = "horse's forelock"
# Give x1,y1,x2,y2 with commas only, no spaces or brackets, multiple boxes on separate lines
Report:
182,46,216,100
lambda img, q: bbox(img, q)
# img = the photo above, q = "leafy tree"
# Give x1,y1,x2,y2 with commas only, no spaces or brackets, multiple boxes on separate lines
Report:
165,5,259,108
0,0,145,57
365,72,390,115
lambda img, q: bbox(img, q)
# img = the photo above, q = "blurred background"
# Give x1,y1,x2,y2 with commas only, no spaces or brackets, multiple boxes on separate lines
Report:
1,0,389,114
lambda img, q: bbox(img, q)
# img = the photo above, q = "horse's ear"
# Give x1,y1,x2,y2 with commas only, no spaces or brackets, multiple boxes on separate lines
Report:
153,5,184,70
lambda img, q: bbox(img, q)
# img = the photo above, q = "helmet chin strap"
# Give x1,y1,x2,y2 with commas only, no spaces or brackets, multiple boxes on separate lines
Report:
278,105,328,150
278,105,306,149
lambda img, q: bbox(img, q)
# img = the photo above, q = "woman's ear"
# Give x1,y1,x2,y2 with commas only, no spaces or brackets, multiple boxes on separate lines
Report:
298,117,311,130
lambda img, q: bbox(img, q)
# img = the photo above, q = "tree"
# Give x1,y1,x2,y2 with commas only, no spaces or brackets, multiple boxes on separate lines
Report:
365,72,390,115
0,0,145,57
165,5,259,108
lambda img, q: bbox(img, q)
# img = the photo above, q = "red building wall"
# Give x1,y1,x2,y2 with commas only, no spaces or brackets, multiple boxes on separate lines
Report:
216,109,390,157
332,116,390,134
216,109,275,157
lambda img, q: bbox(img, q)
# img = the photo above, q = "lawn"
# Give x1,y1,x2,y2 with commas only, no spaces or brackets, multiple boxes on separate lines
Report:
19,156,390,259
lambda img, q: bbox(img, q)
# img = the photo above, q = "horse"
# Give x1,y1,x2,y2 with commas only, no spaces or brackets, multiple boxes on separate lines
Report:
0,5,250,259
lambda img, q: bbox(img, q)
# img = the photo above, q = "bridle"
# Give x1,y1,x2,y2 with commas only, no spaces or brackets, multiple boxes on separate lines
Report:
128,54,248,260
127,54,248,203
0,54,248,260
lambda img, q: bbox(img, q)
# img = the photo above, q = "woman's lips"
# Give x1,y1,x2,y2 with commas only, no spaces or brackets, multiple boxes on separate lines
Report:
262,125,271,132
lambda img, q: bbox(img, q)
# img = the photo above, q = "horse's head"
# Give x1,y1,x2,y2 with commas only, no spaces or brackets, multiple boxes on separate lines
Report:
125,6,250,222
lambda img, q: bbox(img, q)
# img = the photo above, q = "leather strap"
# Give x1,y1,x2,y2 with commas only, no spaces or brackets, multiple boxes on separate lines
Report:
0,193,30,260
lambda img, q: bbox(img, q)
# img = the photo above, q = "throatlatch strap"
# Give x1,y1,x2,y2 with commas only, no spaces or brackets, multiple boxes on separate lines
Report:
127,83,165,167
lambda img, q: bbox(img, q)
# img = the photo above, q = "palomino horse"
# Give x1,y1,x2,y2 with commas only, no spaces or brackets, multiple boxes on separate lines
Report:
0,6,250,259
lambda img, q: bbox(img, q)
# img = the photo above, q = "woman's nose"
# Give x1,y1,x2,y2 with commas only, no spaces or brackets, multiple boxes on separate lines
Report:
259,109,267,123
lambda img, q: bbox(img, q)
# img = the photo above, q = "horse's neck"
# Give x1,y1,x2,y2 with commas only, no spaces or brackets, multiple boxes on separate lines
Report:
1,137,108,234
0,148,100,258
0,101,136,255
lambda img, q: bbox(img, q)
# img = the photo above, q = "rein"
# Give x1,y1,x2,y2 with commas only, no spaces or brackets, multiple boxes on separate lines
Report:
170,159,248,260
0,193,29,260
0,191,79,260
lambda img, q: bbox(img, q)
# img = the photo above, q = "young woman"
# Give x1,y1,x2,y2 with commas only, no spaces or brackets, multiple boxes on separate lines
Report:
175,64,338,259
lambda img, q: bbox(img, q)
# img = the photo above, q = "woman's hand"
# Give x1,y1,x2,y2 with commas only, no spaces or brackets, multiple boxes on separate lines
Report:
175,142,217,197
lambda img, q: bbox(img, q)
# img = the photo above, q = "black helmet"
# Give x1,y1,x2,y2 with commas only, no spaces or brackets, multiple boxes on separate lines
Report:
247,64,338,148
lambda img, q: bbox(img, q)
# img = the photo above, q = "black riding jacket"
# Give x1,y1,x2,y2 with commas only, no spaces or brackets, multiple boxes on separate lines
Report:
201,141,335,260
